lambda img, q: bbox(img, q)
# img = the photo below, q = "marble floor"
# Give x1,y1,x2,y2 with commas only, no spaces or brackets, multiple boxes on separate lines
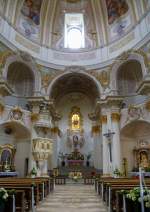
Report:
36,184,107,212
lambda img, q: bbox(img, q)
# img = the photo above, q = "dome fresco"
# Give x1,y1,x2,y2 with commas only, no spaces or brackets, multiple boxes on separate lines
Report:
0,0,149,49
0,0,149,68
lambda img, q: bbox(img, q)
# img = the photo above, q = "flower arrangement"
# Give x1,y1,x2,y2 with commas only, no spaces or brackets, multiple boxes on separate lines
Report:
69,171,82,182
113,168,122,177
0,188,8,203
30,167,37,177
121,187,150,208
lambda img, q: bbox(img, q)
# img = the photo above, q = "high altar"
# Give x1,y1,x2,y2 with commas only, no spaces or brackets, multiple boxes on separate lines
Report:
67,150,84,167
66,106,85,167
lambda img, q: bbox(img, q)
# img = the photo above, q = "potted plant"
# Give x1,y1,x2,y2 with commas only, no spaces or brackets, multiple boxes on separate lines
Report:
30,167,37,178
0,188,8,212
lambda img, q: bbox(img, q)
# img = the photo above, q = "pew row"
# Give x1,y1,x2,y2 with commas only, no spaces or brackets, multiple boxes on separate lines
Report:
95,178,150,212
0,177,54,212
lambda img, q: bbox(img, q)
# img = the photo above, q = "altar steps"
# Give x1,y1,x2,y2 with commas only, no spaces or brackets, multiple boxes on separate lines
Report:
36,184,107,212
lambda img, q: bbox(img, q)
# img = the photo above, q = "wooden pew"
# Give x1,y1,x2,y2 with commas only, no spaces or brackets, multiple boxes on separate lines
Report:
97,178,150,212
0,177,54,212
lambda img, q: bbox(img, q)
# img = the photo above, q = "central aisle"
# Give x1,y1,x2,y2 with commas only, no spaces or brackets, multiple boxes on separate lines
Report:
36,184,107,212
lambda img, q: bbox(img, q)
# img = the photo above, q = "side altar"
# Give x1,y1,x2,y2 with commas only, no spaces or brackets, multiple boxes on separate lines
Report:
0,144,18,177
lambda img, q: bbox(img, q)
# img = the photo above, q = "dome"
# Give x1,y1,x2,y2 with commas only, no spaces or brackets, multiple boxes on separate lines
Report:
0,0,149,68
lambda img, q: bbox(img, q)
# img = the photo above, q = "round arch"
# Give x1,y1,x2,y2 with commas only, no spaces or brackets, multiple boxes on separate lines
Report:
120,120,150,172
47,67,102,101
110,51,148,93
2,54,41,94
121,120,150,139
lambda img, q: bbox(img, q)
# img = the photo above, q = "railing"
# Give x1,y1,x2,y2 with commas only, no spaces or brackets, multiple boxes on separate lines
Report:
55,176,66,185
84,177,95,185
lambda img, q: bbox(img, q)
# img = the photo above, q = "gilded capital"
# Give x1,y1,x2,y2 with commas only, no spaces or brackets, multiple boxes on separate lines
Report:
111,113,120,122
51,127,61,135
30,113,39,122
92,125,101,135
101,115,107,124
0,101,5,114
146,101,150,112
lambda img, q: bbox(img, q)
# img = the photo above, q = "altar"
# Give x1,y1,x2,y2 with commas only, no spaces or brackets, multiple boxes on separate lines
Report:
66,150,84,167
68,160,84,167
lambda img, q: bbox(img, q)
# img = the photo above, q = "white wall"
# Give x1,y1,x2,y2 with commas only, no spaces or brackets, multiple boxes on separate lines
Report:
14,139,30,177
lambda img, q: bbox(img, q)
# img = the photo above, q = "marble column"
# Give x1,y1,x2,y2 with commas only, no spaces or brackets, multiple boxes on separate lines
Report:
92,125,102,170
101,115,110,175
111,112,121,170
51,113,61,169
51,128,60,169
89,113,102,170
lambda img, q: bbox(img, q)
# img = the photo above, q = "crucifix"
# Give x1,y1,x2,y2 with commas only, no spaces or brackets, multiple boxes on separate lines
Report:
103,129,115,162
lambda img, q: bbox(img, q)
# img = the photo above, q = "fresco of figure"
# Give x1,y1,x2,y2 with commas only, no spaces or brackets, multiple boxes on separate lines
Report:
19,0,42,39
21,0,41,25
105,0,129,25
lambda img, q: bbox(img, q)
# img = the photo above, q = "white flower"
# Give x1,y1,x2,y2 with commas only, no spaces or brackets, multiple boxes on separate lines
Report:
3,193,8,199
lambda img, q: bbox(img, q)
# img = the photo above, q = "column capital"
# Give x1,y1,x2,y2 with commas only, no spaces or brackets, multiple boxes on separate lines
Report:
50,127,61,137
111,112,121,122
91,125,101,135
101,115,107,124
146,100,150,112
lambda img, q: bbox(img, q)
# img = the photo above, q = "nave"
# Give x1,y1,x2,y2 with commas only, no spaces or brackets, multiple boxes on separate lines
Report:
36,184,107,212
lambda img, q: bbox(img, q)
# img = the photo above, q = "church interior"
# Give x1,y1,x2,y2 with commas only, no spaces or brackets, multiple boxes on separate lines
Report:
0,0,150,211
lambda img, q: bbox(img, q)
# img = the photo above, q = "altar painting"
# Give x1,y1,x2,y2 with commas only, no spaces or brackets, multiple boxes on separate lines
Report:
18,0,42,40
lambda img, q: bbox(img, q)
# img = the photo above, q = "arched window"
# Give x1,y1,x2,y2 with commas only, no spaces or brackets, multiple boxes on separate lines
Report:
64,13,85,49
67,28,82,49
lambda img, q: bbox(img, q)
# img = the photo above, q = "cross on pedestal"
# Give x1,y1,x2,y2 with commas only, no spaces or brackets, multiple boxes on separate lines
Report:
103,130,115,162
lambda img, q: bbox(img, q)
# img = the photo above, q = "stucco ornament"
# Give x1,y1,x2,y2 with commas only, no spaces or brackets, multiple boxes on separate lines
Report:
126,105,144,122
